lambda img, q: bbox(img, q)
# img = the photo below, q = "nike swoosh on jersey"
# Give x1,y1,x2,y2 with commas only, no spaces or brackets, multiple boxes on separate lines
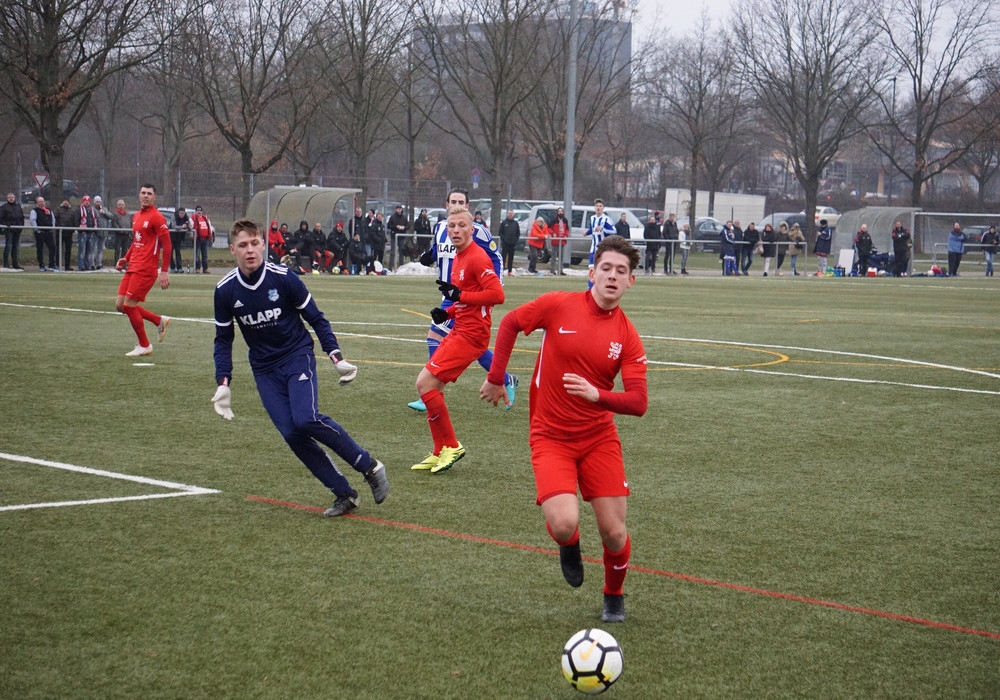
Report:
558,327,577,334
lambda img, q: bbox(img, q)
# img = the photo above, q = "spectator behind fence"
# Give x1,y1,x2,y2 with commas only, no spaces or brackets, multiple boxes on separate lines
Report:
191,205,213,273
788,223,806,276
981,225,998,277
642,215,660,275
947,222,966,277
678,223,691,274
388,204,410,262
720,220,737,276
111,200,132,264
890,220,911,277
326,221,349,273
348,231,365,275
30,196,56,271
170,207,191,273
854,224,873,275
732,219,745,276
742,222,759,275
55,199,76,270
775,221,790,276
498,209,520,276
527,216,547,274
1,191,25,269
368,211,386,273
760,223,776,277
549,207,570,275
93,196,112,270
77,195,98,271
662,213,678,275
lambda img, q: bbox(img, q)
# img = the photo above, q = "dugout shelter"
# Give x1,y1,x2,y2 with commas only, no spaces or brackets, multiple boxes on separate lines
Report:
246,186,360,233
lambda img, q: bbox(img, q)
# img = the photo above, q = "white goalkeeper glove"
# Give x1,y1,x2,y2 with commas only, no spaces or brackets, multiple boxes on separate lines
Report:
211,385,234,420
330,349,358,384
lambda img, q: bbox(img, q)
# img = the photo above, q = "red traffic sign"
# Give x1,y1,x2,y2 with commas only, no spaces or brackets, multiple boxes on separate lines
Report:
33,173,49,188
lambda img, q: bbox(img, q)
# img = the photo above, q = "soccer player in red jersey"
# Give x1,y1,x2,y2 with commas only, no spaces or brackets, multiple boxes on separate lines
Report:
480,235,648,622
114,183,172,357
412,206,505,474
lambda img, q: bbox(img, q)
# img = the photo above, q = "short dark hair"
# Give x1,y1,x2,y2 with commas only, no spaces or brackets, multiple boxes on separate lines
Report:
595,235,640,272
446,188,469,204
594,198,604,206
140,182,157,193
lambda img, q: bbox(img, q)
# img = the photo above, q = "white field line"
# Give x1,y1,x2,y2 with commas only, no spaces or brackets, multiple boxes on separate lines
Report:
0,451,220,513
5,303,996,394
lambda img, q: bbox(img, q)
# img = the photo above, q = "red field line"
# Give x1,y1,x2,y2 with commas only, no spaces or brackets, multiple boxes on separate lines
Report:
247,495,999,641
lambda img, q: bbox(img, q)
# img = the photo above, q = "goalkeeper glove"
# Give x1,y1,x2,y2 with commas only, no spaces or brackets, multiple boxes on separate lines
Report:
330,349,358,384
419,248,436,267
430,307,449,325
211,385,234,420
436,279,461,302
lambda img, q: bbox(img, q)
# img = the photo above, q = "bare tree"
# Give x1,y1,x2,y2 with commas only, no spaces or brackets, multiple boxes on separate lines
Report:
954,72,1000,205
414,0,557,229
646,14,736,228
733,0,879,238
0,0,166,203
314,0,413,207
186,0,317,209
516,7,638,197
868,0,999,206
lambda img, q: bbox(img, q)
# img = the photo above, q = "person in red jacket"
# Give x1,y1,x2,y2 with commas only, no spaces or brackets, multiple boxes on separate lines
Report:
114,183,172,356
480,235,648,623
192,205,214,272
411,206,505,475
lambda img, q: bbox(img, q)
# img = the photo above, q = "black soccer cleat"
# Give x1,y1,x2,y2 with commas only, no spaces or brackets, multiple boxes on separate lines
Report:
559,541,584,588
364,460,389,504
602,593,626,623
323,493,359,517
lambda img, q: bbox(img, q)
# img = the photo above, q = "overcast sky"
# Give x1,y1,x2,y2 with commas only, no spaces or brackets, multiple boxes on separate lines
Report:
633,0,733,37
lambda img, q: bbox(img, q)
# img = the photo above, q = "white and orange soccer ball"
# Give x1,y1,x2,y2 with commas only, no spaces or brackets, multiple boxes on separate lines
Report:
561,628,624,694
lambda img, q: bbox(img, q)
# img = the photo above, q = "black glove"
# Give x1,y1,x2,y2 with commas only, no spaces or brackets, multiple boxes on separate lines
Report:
436,280,461,302
419,248,435,267
430,307,449,325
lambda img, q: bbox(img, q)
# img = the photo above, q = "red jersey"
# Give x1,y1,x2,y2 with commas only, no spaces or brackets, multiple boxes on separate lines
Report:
445,241,504,347
489,290,647,439
126,206,171,273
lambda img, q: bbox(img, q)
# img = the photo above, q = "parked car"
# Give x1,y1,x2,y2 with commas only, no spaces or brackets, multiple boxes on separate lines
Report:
757,212,810,234
811,206,842,228
674,216,726,252
527,204,644,265
21,179,82,204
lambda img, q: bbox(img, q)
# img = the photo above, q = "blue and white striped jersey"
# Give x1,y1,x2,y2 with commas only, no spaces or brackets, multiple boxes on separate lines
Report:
587,214,617,256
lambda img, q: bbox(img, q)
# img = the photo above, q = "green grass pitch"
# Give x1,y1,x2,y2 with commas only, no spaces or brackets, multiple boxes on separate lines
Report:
1,263,998,698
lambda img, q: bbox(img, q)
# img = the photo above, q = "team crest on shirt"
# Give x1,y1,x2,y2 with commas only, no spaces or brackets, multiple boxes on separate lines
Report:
489,240,497,251
459,269,465,281
268,289,279,302
608,341,622,360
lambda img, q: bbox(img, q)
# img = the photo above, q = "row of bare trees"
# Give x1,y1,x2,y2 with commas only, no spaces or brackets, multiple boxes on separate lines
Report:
1,0,998,234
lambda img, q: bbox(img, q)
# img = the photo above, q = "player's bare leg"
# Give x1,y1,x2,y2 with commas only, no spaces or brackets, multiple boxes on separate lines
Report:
543,493,584,588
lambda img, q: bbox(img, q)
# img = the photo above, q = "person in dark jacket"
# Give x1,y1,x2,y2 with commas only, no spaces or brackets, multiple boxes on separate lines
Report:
732,220,745,275
413,208,433,259
854,224,874,275
741,222,759,275
367,211,386,272
497,209,521,275
661,213,679,274
642,216,660,275
890,220,911,277
326,222,349,273
720,220,737,275
287,220,312,273
54,199,77,270
387,205,409,263
760,223,776,277
29,196,56,270
814,219,833,275
614,212,630,240
1,191,26,269
348,232,366,275
981,225,998,276
171,207,191,273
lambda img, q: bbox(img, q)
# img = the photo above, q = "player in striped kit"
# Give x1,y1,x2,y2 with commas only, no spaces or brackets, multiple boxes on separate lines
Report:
586,199,617,289
409,188,518,412
480,235,648,623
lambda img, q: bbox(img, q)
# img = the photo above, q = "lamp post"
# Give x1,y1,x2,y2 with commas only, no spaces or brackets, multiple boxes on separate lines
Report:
888,76,896,206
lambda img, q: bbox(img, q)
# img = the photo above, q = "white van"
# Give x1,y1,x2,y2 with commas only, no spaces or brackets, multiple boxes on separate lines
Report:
527,204,644,265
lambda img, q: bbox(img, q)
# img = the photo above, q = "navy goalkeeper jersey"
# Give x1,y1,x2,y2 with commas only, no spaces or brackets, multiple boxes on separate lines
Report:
214,262,340,383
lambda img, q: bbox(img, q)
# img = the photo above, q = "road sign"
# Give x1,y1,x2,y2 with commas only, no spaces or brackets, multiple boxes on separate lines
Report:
33,173,49,188
472,168,480,190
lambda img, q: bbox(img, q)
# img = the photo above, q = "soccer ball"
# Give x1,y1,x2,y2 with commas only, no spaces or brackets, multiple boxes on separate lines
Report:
561,628,623,694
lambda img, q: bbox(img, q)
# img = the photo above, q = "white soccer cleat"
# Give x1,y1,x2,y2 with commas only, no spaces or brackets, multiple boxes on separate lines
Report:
157,316,171,342
125,345,153,357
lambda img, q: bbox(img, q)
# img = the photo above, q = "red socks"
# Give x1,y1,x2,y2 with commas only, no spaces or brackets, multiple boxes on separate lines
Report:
602,535,631,595
137,306,161,326
123,306,150,346
421,389,457,453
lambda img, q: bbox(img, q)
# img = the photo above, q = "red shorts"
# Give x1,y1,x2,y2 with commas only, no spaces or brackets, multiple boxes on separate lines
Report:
425,332,484,384
118,268,158,303
529,428,629,505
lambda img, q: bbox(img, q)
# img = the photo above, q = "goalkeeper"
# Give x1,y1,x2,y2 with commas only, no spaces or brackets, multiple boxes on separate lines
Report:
211,218,389,517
